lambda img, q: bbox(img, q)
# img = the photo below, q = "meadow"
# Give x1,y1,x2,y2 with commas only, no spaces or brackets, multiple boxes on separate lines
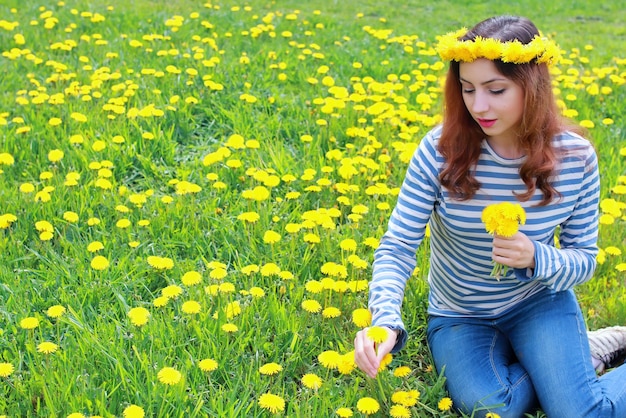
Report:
0,0,625,416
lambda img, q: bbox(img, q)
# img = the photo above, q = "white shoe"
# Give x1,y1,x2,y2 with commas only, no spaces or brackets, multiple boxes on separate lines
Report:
588,326,626,373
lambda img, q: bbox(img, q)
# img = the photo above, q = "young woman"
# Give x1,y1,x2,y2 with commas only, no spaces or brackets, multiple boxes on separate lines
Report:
354,15,626,418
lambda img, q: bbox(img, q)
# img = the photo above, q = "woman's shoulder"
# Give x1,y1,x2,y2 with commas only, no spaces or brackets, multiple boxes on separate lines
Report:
554,130,596,153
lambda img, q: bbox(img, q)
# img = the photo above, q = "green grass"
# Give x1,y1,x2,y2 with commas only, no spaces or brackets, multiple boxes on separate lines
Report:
0,0,625,417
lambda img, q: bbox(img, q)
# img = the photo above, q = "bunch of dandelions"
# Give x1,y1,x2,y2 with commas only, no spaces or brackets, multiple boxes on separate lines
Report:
481,202,526,279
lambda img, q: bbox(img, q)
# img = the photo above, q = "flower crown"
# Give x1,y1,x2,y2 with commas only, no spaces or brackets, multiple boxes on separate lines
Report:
435,28,562,66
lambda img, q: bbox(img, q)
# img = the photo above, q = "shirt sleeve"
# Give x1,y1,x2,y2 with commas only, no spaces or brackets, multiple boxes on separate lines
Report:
368,130,440,352
514,146,600,290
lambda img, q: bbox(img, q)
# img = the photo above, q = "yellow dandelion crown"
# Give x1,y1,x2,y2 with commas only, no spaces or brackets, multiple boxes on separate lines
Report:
435,28,561,66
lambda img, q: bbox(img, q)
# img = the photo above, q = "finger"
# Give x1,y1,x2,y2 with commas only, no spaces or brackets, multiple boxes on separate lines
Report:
354,331,380,378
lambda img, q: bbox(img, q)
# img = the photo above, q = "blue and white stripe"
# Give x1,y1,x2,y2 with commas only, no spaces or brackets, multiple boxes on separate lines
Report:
369,125,600,343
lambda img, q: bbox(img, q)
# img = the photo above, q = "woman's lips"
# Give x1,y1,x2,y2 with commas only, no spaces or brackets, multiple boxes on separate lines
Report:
477,118,496,128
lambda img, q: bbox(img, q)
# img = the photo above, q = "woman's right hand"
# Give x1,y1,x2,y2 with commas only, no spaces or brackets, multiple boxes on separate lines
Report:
354,326,398,379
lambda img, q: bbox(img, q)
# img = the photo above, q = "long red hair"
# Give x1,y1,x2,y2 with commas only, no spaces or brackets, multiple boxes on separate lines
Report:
438,16,584,206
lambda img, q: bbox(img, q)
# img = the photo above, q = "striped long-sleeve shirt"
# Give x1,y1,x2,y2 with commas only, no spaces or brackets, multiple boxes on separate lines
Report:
370,125,600,351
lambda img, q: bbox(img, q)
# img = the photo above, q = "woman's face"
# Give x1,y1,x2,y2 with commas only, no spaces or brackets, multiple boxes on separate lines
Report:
459,58,525,145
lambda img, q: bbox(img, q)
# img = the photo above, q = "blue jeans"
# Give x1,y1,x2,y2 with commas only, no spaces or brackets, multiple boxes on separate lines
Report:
427,289,626,418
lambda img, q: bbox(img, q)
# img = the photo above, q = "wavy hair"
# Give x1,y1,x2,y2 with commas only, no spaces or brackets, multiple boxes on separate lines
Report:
438,15,583,206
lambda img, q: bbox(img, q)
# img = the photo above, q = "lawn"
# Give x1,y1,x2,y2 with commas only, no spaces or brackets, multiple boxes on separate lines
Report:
0,0,625,416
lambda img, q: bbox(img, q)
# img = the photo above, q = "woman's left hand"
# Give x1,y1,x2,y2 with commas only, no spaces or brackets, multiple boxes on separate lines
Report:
492,232,536,269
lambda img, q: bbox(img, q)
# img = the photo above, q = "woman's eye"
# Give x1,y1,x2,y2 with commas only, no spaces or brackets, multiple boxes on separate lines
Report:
462,89,475,94
490,89,505,95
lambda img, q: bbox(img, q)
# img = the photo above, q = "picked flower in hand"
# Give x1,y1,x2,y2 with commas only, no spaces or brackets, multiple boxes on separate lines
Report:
481,202,526,279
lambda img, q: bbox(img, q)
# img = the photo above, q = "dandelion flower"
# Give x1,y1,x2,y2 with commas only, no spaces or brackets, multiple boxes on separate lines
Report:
366,326,389,343
339,238,357,251
147,256,174,270
390,405,411,417
249,287,265,298
123,404,145,418
318,350,341,369
157,367,182,385
67,413,85,418
481,202,526,278
263,230,281,244
161,285,183,299
181,271,202,286
393,366,412,378
198,358,218,372
259,362,283,375
337,351,357,375
352,308,372,327
63,211,79,223
258,393,285,414
48,149,64,162
356,397,380,415
301,373,322,390
221,323,238,333
438,397,453,411
87,241,105,252
153,296,169,307
181,300,201,314
37,341,59,354
335,407,353,417
322,306,341,318
91,255,110,270
0,362,14,377
301,299,322,313
46,305,66,318
392,390,420,407
486,413,501,418
20,317,39,330
128,307,150,327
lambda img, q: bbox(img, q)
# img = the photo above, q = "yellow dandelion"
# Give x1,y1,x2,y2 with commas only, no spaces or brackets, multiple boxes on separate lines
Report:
259,362,283,375
486,413,501,418
153,296,169,307
181,300,201,314
161,285,183,299
20,317,39,330
198,358,218,372
337,352,357,375
221,323,238,333
390,405,411,418
339,238,357,251
605,246,622,256
87,241,105,252
394,366,412,378
181,271,202,286
209,267,228,280
123,404,145,418
438,397,453,411
48,149,64,162
157,366,182,385
91,255,110,270
249,287,265,298
258,392,285,414
356,397,380,415
335,407,353,417
322,306,341,318
301,373,322,390
37,341,59,354
0,362,15,377
263,230,281,244
318,350,341,369
301,299,322,313
391,389,420,407
128,307,150,327
352,308,372,327
46,305,66,318
366,326,389,343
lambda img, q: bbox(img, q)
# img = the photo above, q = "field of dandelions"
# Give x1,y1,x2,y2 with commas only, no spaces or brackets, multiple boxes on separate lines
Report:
0,0,625,417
